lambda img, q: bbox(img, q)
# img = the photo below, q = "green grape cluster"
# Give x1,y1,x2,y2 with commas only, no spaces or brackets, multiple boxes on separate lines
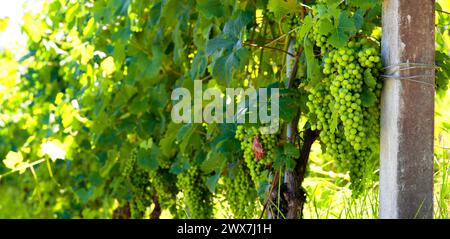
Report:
121,149,137,179
177,166,213,218
129,171,152,218
235,125,277,185
223,163,258,218
120,148,154,218
287,13,300,38
306,21,383,193
127,151,153,218
150,169,179,216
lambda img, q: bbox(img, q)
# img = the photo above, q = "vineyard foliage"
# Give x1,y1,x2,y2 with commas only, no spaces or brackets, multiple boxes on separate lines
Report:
0,0,449,218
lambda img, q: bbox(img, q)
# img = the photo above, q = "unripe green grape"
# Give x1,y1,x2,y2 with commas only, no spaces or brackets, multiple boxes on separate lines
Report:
177,166,213,218
307,16,382,193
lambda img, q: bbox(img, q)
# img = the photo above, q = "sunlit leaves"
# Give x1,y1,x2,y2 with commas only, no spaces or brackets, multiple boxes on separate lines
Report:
82,18,97,38
436,51,450,96
297,14,313,41
65,3,80,24
81,45,95,65
3,151,24,170
40,140,66,161
0,17,9,32
22,13,46,42
100,56,116,76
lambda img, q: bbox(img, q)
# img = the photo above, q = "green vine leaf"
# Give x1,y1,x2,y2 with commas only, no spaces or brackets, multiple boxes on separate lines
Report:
267,0,297,22
197,0,225,19
329,11,356,48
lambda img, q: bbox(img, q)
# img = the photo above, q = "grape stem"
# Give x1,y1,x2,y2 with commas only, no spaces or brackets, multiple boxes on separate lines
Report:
436,9,450,15
259,171,280,219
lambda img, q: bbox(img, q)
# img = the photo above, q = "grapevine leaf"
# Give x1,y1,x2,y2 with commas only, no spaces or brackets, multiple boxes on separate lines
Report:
285,157,296,171
348,0,374,10
257,180,270,198
222,11,253,38
190,51,208,80
160,122,182,158
353,9,365,30
145,43,163,81
279,96,300,122
201,151,225,174
284,143,299,158
75,188,93,205
317,18,333,35
3,151,24,170
206,172,220,193
273,150,285,171
329,11,356,48
361,88,377,107
297,15,313,41
177,124,197,154
149,1,163,26
212,53,239,86
210,124,240,154
113,42,126,67
304,37,322,86
267,0,297,22
316,3,340,19
206,37,236,55
82,18,96,37
273,148,296,171
169,155,190,174
235,47,250,68
197,0,224,19
137,147,159,171
172,23,185,67
364,70,377,89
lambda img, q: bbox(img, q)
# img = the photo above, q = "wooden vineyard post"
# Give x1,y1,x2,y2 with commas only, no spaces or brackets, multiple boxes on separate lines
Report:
380,0,435,218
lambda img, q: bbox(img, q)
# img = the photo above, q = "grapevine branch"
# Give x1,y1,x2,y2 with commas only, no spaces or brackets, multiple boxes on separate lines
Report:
284,42,306,219
259,39,302,219
283,3,320,219
259,171,280,219
436,9,450,15
242,42,297,58
150,194,162,219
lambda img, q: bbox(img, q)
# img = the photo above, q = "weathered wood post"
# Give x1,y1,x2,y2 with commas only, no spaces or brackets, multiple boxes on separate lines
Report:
380,0,435,218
